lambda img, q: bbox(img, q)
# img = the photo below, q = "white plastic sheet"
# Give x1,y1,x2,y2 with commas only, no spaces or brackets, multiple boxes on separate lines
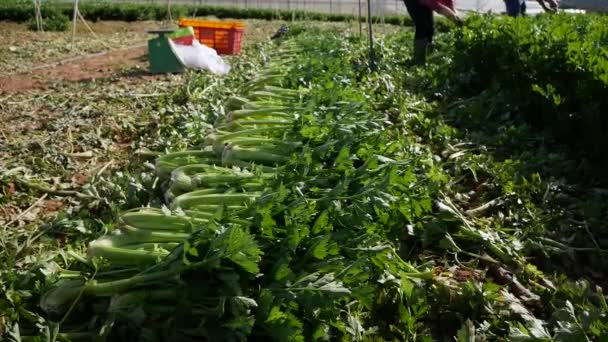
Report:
168,39,231,75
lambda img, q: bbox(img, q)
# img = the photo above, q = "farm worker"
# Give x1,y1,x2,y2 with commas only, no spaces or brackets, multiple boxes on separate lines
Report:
402,0,463,65
505,0,558,16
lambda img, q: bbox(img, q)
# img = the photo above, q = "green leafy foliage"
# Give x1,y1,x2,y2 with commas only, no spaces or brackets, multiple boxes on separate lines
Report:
441,13,608,169
26,6,68,32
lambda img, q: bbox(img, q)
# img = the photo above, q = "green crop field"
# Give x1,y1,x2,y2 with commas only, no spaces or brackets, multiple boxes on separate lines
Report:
1,2,608,341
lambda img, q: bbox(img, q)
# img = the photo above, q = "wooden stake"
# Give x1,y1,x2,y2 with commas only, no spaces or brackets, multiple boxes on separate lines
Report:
358,0,362,37
167,0,173,23
32,0,42,32
71,0,80,51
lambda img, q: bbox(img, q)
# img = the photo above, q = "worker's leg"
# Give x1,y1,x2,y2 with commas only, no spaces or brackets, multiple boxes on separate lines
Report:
424,7,435,51
520,0,527,15
414,7,433,64
403,0,433,65
505,0,521,16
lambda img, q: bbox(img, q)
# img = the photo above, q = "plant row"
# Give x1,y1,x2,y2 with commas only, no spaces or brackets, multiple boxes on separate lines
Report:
441,13,608,170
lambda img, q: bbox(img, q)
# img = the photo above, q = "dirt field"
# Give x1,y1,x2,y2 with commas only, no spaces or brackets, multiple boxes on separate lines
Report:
0,21,161,76
0,21,163,93
0,19,281,93
0,19,398,94
0,46,150,93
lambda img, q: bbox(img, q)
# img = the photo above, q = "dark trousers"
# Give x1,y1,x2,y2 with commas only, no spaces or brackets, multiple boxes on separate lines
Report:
403,0,435,42
505,0,527,16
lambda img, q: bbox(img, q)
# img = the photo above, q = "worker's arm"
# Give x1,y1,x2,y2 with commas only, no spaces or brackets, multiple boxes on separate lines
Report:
434,3,463,23
546,0,559,10
535,0,557,11
420,0,463,23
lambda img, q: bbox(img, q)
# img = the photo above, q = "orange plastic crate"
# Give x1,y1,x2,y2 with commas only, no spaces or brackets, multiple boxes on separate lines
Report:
178,19,245,55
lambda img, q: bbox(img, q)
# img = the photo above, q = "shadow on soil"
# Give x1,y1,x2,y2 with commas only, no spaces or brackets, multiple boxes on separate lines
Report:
430,92,608,288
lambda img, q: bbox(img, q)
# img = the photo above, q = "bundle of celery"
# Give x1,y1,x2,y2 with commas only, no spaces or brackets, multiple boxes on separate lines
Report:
85,43,308,271
38,42,311,340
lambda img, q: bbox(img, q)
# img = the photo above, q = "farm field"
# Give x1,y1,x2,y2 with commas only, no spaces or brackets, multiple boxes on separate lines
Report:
1,8,608,342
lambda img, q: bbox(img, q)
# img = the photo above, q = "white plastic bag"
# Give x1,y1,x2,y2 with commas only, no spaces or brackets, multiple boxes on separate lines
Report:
168,39,231,75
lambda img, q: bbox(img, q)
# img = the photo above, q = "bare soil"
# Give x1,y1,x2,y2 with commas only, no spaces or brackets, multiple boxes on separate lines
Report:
0,45,151,94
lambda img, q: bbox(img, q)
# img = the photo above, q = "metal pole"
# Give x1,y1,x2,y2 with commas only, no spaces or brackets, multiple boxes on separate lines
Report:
367,0,376,70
